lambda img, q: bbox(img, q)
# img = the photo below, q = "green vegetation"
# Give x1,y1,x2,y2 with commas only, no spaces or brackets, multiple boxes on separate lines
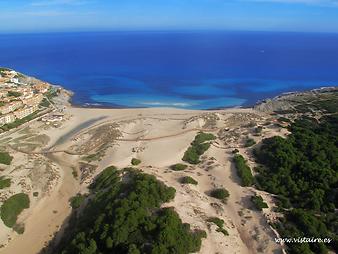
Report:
251,195,268,211
33,192,39,197
13,223,25,234
72,168,78,179
244,138,256,147
131,158,141,166
55,166,206,254
0,193,30,228
0,151,13,165
39,98,51,107
7,91,22,97
182,132,216,164
46,88,58,100
233,154,254,187
69,194,86,209
170,163,188,171
209,188,229,202
0,176,11,189
254,115,338,253
180,176,198,185
207,217,229,236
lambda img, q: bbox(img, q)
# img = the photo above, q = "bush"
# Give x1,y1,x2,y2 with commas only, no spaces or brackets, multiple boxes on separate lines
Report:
210,188,229,201
131,158,141,166
170,163,188,171
13,223,25,234
233,154,254,187
182,132,216,164
180,176,198,185
207,217,229,236
251,195,268,211
244,138,256,147
33,192,39,197
0,177,11,189
232,149,239,154
69,194,86,209
1,193,30,228
0,152,13,165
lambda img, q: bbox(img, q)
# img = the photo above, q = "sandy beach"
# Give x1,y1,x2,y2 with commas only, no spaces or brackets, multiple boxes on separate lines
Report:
0,103,286,254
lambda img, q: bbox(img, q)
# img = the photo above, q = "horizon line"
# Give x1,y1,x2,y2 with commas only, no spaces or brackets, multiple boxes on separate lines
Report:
1,28,338,36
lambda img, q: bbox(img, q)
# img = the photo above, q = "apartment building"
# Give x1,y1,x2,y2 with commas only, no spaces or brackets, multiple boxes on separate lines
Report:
22,94,43,106
0,100,23,114
14,105,38,119
0,113,16,125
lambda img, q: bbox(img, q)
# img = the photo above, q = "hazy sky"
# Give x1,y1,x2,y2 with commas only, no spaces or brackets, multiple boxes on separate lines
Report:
1,0,338,33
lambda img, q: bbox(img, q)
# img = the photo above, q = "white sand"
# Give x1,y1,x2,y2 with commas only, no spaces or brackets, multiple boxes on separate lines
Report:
0,106,285,254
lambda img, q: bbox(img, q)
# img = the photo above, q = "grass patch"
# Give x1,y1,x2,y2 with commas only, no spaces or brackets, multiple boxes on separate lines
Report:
1,193,30,228
170,163,188,171
0,152,13,165
251,195,268,211
0,176,11,189
182,132,216,164
209,188,229,202
131,158,141,166
233,154,254,187
180,176,198,185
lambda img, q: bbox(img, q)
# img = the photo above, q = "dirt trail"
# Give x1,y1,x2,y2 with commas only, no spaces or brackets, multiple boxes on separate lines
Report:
1,154,79,254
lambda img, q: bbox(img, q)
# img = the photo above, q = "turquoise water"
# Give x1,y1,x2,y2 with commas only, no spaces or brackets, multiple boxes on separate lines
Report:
0,31,337,109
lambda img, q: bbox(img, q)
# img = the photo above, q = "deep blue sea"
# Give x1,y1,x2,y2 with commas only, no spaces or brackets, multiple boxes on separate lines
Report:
0,31,338,109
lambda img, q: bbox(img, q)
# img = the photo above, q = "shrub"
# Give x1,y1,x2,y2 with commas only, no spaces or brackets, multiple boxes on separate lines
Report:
13,223,25,234
131,158,141,166
170,163,188,171
182,132,216,164
207,217,229,236
251,195,268,211
0,152,13,165
33,192,39,197
233,154,254,187
180,176,198,185
210,188,229,201
69,194,86,209
232,149,239,154
244,138,256,147
0,177,11,189
1,193,30,228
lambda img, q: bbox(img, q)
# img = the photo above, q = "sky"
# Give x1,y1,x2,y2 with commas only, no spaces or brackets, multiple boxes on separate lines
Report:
0,0,338,33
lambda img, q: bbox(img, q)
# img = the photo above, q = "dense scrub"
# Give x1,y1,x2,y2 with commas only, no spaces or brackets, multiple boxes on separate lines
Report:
170,163,188,171
182,132,216,164
0,193,30,228
0,176,11,189
254,115,338,253
0,152,13,165
209,188,229,202
251,195,268,211
180,176,198,185
56,167,206,254
207,217,228,236
233,154,254,187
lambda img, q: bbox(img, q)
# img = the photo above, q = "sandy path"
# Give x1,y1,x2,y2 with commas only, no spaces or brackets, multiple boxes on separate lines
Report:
0,154,79,254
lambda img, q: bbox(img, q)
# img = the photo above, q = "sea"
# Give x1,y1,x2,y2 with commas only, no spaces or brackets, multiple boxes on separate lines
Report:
0,31,338,109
